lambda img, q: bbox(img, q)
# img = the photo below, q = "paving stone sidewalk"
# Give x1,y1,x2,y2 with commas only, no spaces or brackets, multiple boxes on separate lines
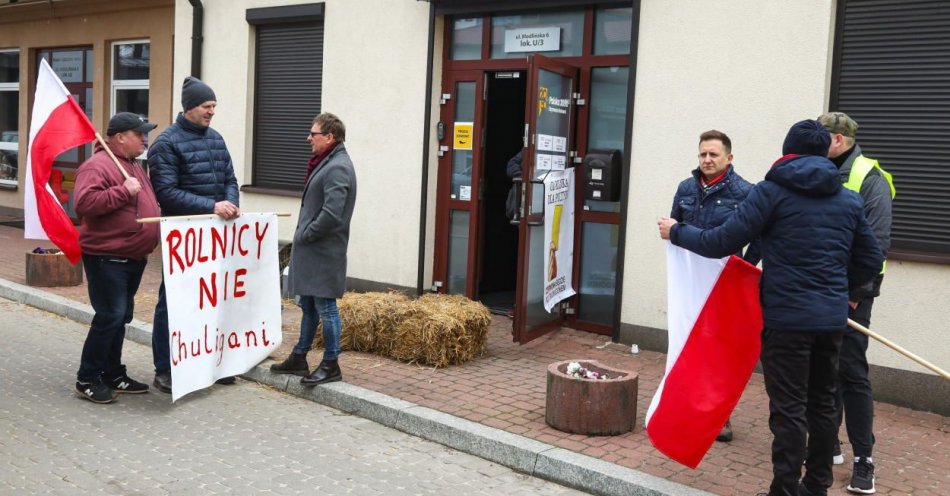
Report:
1,223,947,495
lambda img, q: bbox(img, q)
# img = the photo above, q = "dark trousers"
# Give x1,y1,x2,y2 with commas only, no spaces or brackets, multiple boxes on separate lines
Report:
762,328,844,496
835,298,875,458
77,254,147,382
152,280,170,374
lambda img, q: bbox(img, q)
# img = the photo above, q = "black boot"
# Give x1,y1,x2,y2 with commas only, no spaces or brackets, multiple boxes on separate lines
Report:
300,359,341,386
716,419,733,442
270,352,309,376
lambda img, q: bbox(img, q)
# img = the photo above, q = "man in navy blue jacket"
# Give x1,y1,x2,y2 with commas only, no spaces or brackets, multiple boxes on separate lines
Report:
670,129,755,443
659,120,883,496
147,77,240,394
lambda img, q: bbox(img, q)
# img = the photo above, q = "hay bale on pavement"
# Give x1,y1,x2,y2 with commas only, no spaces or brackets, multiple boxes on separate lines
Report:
311,292,491,367
388,293,491,367
314,291,410,351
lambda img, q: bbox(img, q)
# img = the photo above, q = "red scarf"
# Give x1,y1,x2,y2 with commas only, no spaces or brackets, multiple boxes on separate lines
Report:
305,143,338,181
701,168,729,187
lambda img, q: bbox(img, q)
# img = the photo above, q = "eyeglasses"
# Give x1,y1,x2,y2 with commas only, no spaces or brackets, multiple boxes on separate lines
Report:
309,131,329,137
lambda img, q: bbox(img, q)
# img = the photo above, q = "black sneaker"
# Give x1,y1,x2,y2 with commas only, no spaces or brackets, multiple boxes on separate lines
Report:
108,373,149,394
76,377,116,404
847,458,876,494
716,419,733,442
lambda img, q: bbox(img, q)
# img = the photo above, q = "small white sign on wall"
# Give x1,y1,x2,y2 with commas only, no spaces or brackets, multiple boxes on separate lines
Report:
504,26,561,53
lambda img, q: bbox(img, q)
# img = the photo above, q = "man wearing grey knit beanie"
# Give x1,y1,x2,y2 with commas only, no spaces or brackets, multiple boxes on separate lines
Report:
146,76,241,394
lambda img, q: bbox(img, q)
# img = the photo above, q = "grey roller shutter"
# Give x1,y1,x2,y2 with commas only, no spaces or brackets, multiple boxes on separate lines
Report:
252,21,323,191
831,0,950,257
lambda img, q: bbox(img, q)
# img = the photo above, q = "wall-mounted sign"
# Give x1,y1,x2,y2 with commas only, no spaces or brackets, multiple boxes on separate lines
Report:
504,26,561,53
453,122,473,150
50,51,84,83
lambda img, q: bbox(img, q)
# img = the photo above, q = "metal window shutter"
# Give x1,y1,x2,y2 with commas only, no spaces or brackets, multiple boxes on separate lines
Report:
833,0,950,256
253,21,323,191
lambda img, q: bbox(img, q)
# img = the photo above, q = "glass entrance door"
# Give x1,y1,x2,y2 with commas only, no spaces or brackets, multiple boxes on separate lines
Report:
512,54,578,344
432,71,484,296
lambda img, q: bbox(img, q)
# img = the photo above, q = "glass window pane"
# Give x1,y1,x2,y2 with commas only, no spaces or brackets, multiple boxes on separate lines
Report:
577,222,618,326
0,91,18,185
85,48,93,81
0,51,18,83
523,223,549,327
451,18,482,60
490,11,583,59
114,42,150,80
594,7,632,55
49,50,84,83
447,210,470,295
451,81,475,199
586,67,628,213
115,89,149,116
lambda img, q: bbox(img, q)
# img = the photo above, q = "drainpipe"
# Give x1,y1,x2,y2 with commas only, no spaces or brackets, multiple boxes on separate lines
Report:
416,3,436,295
188,0,203,78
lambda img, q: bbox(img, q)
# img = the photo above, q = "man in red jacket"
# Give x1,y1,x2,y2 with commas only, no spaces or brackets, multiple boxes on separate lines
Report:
73,112,160,404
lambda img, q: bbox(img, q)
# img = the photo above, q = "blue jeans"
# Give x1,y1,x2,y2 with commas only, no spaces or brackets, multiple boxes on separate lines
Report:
152,280,170,374
77,254,147,382
294,296,341,360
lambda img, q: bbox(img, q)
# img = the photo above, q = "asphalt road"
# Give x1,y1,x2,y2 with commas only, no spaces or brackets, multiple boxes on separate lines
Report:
0,298,586,495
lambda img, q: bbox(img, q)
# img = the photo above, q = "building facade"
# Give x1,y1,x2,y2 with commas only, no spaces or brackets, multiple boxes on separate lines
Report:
7,0,949,411
0,0,175,218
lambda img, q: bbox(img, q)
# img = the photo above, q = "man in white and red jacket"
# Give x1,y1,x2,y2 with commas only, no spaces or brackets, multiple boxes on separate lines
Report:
73,112,160,404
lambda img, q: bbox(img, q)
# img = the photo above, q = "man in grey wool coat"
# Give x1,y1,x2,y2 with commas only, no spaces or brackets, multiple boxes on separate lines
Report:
271,113,357,385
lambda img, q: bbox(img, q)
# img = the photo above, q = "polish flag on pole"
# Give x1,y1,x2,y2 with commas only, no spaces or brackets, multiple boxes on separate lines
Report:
645,244,763,468
24,58,97,264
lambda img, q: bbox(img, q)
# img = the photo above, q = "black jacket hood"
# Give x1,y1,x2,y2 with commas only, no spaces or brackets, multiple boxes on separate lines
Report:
766,154,841,197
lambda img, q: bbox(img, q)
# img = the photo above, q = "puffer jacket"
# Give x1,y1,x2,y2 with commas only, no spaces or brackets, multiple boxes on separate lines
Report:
671,164,759,263
670,164,753,228
147,113,239,215
670,154,883,332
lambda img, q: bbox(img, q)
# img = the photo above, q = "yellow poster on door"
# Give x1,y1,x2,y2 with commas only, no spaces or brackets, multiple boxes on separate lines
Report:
454,122,473,150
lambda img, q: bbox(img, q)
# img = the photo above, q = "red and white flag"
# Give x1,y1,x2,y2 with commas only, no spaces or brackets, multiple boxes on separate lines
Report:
645,244,763,468
24,58,97,264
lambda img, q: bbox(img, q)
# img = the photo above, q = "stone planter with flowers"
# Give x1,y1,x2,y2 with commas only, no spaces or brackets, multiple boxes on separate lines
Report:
545,359,638,435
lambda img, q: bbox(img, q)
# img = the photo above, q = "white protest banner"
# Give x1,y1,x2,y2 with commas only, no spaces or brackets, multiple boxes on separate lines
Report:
159,213,282,401
543,168,576,312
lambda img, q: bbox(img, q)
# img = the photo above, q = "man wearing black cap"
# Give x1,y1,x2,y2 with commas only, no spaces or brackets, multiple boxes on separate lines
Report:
73,112,161,403
658,120,884,496
147,77,240,394
817,111,894,494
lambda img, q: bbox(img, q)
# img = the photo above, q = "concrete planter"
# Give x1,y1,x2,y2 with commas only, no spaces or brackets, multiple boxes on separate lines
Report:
545,359,638,436
25,250,83,287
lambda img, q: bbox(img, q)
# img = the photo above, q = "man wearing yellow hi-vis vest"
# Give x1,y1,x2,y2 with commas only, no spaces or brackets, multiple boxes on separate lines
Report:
818,111,896,495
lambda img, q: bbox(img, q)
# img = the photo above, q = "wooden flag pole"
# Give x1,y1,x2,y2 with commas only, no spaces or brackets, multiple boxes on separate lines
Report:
94,132,131,180
848,318,950,381
136,212,292,223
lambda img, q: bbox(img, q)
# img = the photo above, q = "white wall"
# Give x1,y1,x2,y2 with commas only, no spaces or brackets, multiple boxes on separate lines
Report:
868,262,950,372
623,0,838,329
623,0,950,375
174,0,432,289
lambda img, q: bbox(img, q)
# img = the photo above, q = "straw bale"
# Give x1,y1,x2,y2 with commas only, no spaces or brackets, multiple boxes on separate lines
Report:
389,294,491,367
313,292,409,351
310,292,491,367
